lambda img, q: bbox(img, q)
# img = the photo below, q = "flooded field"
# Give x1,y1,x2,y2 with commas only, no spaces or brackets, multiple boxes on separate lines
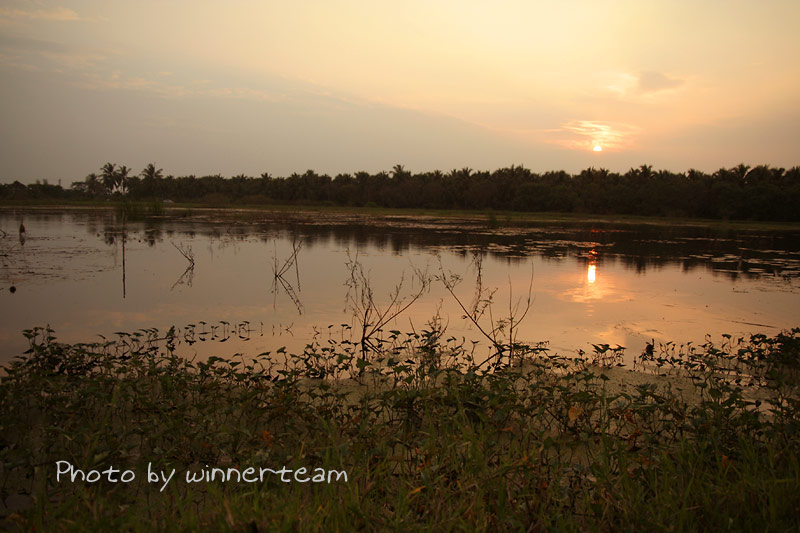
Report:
1,207,799,366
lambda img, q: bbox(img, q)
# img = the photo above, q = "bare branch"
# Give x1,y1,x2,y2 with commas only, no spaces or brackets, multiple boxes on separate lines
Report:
437,257,536,369
270,237,304,314
344,250,431,361
171,241,195,266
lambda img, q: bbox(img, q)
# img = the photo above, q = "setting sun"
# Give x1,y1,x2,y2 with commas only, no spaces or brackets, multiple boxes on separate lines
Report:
593,145,603,152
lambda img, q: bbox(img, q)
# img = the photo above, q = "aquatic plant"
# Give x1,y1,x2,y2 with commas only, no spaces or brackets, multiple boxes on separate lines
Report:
437,253,537,369
1,325,798,530
343,251,431,363
271,235,303,314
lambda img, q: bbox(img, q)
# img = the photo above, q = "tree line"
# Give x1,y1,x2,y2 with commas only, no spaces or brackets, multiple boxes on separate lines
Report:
2,162,800,221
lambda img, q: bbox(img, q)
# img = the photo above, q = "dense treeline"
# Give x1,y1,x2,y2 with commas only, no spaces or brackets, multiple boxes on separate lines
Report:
2,162,800,221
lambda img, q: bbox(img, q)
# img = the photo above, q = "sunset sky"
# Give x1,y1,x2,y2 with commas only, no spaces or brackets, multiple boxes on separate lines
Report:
1,0,798,183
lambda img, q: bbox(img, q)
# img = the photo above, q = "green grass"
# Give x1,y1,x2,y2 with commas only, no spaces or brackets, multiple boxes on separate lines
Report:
1,327,799,530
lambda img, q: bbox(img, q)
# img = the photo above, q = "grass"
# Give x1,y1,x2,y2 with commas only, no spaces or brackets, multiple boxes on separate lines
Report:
1,325,799,530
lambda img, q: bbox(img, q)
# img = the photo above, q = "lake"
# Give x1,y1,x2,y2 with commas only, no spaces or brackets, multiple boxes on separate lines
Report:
1,207,799,367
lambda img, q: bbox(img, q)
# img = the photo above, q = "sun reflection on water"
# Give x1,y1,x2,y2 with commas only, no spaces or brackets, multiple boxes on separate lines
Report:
587,250,598,285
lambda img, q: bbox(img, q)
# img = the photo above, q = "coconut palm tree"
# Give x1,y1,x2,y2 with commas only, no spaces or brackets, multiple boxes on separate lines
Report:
101,163,116,194
116,165,131,195
141,163,163,182
140,163,163,197
391,164,410,181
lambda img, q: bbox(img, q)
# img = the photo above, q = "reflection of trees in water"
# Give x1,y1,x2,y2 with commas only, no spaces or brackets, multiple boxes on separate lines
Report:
279,222,800,282
18,210,799,283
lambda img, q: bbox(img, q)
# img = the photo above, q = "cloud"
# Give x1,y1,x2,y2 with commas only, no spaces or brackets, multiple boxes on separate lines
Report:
0,34,63,53
0,35,306,105
637,71,684,94
0,7,80,24
604,71,685,98
0,63,560,182
0,34,107,73
546,120,641,151
72,70,289,104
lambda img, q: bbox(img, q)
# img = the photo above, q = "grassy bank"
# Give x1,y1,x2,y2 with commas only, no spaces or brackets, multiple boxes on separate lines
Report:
1,326,799,530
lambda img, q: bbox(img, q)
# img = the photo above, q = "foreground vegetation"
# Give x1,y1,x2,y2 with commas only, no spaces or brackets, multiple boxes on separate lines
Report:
1,325,799,531
3,162,800,221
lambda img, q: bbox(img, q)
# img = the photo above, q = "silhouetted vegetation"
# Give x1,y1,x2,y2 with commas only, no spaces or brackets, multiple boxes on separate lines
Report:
3,162,800,221
2,325,799,530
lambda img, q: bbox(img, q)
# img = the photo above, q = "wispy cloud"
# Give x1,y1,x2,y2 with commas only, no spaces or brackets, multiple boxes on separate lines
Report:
76,71,186,96
0,6,80,24
41,51,106,70
0,51,40,71
74,69,288,104
637,71,684,94
0,34,107,73
605,71,685,98
0,33,293,105
547,120,641,151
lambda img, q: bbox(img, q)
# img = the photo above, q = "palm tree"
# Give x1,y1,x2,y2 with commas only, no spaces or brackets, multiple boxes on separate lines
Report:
116,165,131,195
140,163,163,197
391,164,410,181
101,163,116,194
733,163,750,183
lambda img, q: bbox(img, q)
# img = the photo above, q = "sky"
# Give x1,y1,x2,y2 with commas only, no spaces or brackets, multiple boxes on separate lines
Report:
1,0,798,184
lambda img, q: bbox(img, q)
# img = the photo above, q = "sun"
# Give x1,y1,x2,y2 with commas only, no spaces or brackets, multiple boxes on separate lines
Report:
593,145,603,152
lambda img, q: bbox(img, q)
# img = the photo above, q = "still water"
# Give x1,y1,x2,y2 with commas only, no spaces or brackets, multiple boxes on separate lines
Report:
1,207,799,366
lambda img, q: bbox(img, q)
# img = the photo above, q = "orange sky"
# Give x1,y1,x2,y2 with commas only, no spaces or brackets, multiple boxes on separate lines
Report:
1,0,798,182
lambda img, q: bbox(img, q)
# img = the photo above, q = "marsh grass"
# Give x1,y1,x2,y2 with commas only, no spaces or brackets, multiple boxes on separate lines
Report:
1,326,799,531
113,200,167,222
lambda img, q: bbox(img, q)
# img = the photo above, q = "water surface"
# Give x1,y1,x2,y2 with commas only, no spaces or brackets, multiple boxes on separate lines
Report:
1,207,798,366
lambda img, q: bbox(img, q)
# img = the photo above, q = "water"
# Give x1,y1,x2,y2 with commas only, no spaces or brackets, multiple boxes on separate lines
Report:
1,207,799,366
